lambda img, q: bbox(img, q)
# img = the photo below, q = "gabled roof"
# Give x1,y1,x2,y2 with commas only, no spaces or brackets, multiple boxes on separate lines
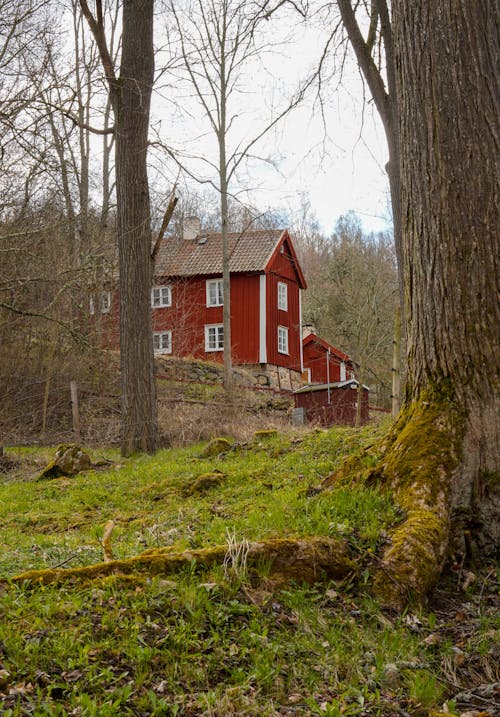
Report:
155,228,306,288
302,333,352,364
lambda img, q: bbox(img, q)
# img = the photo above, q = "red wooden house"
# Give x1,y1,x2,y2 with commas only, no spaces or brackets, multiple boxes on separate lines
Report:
89,221,307,386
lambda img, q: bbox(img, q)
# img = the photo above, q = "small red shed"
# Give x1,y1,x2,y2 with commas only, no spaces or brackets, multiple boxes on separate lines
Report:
294,380,370,427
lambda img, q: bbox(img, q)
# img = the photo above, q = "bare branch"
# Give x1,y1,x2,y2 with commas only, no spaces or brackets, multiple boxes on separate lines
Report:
151,183,179,268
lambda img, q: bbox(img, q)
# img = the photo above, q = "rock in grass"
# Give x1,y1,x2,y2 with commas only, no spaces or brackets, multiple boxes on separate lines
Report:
183,472,225,496
200,437,231,458
37,444,92,480
382,663,401,689
253,429,278,441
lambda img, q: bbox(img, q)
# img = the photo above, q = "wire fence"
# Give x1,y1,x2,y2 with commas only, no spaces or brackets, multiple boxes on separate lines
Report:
0,374,296,448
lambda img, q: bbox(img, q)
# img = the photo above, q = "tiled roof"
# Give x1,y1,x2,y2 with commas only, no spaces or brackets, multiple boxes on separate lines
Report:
155,229,286,278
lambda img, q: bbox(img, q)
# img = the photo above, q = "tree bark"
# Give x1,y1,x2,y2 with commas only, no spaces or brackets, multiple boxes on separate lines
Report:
116,0,157,455
373,0,500,605
80,0,158,455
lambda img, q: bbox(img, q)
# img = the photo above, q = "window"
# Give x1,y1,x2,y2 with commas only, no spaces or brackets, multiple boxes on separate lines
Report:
151,285,172,308
90,291,111,314
277,282,288,311
205,324,224,351
278,325,288,354
206,279,223,307
153,330,172,354
101,292,111,314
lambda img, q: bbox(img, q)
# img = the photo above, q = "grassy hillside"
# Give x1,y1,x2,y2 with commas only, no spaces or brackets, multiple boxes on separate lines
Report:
0,425,497,716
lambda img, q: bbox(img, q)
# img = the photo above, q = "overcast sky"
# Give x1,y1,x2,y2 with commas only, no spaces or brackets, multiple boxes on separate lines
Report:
150,6,392,236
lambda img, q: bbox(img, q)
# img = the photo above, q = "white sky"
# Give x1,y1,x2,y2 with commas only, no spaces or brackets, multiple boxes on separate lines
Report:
62,2,391,237
152,7,392,236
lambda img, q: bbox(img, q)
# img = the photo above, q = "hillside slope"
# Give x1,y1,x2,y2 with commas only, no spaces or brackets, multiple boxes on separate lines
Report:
0,426,497,716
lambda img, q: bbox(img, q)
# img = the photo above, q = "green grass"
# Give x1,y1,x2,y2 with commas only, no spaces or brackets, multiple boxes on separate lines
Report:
0,423,497,715
0,424,392,576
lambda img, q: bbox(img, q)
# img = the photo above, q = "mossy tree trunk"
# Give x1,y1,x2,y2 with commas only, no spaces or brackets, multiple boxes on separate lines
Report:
374,0,499,605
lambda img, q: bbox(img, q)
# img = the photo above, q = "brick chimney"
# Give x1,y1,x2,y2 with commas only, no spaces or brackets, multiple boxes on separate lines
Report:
302,324,317,339
183,216,201,241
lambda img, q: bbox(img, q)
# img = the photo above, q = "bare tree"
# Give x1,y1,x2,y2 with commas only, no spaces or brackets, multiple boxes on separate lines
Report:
326,2,401,304
366,0,500,604
167,0,307,390
299,211,397,412
80,0,158,455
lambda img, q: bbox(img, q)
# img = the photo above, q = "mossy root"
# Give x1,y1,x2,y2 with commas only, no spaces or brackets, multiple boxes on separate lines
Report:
7,536,356,588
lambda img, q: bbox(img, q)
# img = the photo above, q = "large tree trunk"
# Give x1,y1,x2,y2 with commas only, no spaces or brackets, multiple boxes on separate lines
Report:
115,0,157,455
79,0,158,455
373,1,499,605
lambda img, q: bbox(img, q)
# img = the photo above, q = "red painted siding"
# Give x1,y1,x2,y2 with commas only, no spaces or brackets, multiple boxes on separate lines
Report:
230,274,260,363
151,274,260,363
295,386,369,426
92,290,120,351
264,239,303,372
303,342,344,384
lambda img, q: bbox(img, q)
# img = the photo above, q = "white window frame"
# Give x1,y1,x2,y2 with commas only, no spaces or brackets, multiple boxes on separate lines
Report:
277,325,289,355
151,285,172,308
100,291,111,314
277,281,288,311
206,278,223,307
205,324,224,352
90,291,111,314
153,330,172,354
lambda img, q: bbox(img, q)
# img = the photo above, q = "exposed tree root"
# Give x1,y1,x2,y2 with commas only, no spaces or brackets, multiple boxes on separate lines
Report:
370,391,463,606
6,536,356,588
324,386,467,608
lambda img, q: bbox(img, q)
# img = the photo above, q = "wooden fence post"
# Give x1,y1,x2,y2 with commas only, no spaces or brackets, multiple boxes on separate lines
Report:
70,381,81,443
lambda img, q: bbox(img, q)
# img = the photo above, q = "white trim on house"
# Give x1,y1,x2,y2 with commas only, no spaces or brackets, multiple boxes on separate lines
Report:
205,323,224,351
340,361,347,382
206,278,223,307
151,285,172,308
299,290,304,373
277,281,288,311
277,325,289,355
259,274,267,363
153,330,172,354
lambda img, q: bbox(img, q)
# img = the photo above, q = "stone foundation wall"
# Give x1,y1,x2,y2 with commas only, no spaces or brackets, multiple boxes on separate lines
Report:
155,357,304,392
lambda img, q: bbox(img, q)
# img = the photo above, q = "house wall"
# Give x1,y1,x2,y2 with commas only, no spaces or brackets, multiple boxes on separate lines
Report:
151,274,261,363
302,342,344,384
265,242,303,372
91,290,120,351
294,386,369,426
